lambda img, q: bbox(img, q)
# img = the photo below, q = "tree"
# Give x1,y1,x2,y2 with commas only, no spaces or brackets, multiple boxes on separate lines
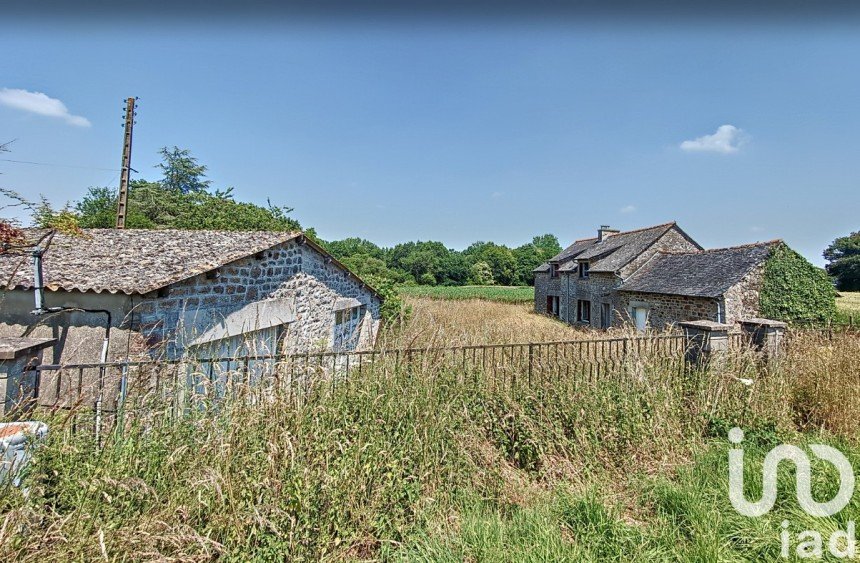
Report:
157,146,212,193
825,231,860,291
339,253,407,283
475,243,517,285
324,238,385,261
387,241,458,284
531,234,562,258
513,234,562,286
469,261,494,285
76,182,301,232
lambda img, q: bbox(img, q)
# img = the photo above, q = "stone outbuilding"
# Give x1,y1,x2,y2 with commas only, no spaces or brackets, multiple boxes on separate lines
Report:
618,241,776,329
534,222,796,331
0,229,383,364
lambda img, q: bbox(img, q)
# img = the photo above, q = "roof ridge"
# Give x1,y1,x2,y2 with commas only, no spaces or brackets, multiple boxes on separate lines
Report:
655,239,781,256
571,221,675,243
79,227,302,236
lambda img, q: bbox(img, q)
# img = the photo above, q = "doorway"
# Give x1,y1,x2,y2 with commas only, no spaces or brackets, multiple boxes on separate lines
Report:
632,307,648,332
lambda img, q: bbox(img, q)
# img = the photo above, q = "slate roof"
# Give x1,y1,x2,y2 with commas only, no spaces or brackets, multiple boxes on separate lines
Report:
539,222,700,275
619,241,778,298
548,238,598,264
579,223,692,273
0,229,303,295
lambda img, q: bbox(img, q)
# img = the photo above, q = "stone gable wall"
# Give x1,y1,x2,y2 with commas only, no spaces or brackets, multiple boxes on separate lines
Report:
722,264,764,325
134,240,381,356
620,227,701,279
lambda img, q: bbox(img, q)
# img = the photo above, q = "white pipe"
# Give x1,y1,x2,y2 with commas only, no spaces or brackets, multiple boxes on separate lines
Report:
94,336,109,446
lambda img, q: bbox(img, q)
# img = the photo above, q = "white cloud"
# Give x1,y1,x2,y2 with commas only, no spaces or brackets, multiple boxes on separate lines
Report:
491,191,502,199
680,124,745,154
0,88,91,127
620,205,636,214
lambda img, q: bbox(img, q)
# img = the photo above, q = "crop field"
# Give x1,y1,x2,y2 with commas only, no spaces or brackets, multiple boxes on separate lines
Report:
3,299,860,561
837,291,860,314
397,284,535,303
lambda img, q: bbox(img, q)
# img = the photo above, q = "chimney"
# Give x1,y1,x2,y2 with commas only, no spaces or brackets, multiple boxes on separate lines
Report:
597,225,620,242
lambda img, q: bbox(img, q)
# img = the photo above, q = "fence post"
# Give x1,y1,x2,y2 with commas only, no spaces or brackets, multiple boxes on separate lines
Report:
678,321,731,369
738,318,787,360
527,343,534,386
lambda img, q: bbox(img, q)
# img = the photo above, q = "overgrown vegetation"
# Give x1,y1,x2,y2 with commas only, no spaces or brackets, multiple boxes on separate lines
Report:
3,311,859,560
760,243,837,323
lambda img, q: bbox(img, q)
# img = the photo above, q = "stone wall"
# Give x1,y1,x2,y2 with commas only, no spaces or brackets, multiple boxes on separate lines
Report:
533,272,562,317
722,263,764,325
619,227,701,278
562,271,621,328
135,239,381,356
617,291,719,330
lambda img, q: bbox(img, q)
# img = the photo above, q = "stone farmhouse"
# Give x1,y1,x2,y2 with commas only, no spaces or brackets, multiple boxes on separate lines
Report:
534,222,783,331
0,229,382,365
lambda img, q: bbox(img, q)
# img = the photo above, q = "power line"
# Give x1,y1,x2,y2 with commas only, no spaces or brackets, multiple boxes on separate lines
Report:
0,158,120,172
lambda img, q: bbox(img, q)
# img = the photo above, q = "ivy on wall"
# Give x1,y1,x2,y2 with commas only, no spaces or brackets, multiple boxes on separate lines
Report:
760,243,837,322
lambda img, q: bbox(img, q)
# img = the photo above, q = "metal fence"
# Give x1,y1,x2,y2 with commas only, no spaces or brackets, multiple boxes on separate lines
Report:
28,332,741,438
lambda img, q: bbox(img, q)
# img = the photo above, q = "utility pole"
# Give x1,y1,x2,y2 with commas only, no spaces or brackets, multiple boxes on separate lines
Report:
115,97,136,229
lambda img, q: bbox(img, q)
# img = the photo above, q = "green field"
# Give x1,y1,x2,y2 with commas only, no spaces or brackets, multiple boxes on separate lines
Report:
835,292,860,324
397,284,535,303
837,292,860,313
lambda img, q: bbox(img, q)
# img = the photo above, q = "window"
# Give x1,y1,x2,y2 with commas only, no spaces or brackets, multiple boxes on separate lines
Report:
546,295,559,317
577,300,591,323
579,261,590,278
334,306,364,351
187,325,288,398
550,263,559,278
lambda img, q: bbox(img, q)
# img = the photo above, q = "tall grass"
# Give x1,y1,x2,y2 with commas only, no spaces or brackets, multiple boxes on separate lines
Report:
385,297,589,348
1,331,859,560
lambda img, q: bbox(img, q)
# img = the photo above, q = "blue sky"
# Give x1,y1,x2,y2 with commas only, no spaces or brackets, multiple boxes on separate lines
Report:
1,18,858,265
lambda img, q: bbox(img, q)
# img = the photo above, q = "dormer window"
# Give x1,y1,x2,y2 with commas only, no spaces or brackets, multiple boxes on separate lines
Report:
550,263,559,278
579,261,590,278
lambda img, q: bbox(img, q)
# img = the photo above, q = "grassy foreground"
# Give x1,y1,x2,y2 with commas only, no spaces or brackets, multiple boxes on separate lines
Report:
2,330,860,561
397,285,535,304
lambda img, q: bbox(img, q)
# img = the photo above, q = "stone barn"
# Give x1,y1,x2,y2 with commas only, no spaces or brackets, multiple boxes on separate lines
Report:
0,229,383,365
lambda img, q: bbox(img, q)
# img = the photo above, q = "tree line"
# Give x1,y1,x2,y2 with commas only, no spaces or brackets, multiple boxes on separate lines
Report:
3,146,857,293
